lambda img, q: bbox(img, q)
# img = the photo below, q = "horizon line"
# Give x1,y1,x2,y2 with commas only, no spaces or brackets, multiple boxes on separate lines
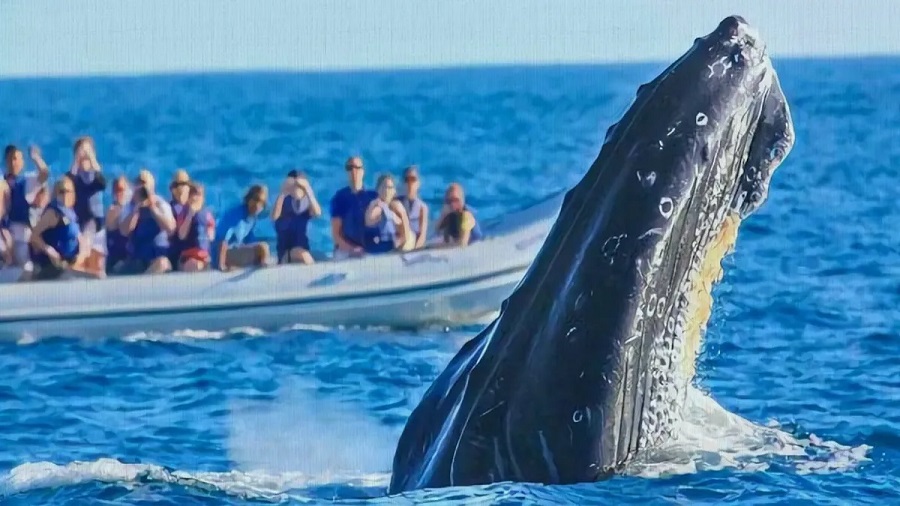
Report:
1,52,896,83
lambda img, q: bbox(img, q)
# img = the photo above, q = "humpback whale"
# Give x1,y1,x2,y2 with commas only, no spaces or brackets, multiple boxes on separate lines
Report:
388,15,795,493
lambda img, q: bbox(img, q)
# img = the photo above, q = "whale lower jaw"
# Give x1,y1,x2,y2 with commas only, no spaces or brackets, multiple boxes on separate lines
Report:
596,134,749,471
609,206,744,474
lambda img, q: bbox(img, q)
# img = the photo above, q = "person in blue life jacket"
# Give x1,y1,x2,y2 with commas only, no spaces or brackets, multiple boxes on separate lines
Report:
175,182,216,272
396,165,429,250
104,175,131,274
63,136,107,277
117,169,177,275
3,144,50,267
213,184,270,271
272,170,322,265
167,169,193,269
329,156,378,260
434,182,483,247
363,173,414,254
28,178,101,281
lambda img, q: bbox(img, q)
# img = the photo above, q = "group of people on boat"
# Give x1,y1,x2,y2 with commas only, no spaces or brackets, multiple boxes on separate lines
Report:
0,138,483,282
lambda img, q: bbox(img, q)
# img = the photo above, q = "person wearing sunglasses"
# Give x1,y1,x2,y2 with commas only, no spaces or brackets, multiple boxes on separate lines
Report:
272,169,322,265
363,174,414,254
434,182,483,247
117,169,177,275
396,165,429,250
213,184,271,271
28,178,99,281
329,156,378,260
63,136,108,275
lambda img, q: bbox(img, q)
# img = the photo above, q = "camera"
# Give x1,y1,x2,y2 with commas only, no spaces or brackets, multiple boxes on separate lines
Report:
134,187,149,202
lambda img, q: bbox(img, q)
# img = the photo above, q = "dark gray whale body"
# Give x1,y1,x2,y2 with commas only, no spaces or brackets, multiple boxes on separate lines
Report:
389,15,795,493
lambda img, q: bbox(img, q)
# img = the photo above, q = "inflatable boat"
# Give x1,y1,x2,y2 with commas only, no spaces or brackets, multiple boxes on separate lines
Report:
0,191,564,340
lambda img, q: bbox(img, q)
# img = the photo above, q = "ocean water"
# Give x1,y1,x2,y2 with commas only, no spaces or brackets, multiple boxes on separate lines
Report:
0,57,898,504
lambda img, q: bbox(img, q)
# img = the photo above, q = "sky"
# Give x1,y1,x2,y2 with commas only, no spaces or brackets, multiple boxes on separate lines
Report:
1,0,898,78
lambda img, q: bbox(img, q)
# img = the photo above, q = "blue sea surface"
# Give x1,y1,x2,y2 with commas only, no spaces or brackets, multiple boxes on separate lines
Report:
0,57,898,504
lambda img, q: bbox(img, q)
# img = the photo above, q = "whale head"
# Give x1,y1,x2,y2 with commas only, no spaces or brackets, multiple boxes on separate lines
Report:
389,15,795,493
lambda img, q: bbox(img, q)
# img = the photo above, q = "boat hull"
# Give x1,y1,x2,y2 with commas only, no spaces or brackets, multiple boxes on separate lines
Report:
0,192,563,340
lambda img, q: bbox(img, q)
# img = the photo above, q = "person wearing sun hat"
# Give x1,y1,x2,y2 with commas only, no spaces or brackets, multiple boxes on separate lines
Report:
168,168,192,268
116,168,177,274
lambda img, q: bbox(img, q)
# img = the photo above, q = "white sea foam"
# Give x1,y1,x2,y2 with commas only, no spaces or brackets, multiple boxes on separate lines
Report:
0,385,870,502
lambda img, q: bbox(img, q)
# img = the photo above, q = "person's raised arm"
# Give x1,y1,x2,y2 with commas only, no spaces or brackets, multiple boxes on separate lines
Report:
29,146,50,184
147,194,176,234
391,201,413,249
120,202,140,236
177,207,196,241
306,190,322,218
415,201,429,248
364,199,385,227
299,179,322,218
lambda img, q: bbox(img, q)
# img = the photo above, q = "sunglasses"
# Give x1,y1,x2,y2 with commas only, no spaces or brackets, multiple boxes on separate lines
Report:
57,188,73,195
345,164,363,171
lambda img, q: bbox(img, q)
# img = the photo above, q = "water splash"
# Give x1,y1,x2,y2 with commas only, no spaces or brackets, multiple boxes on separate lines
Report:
226,378,403,476
0,457,389,502
0,386,870,503
623,386,871,478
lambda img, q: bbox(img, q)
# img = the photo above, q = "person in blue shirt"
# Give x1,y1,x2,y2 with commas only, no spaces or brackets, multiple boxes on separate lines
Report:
214,184,270,271
329,156,378,260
